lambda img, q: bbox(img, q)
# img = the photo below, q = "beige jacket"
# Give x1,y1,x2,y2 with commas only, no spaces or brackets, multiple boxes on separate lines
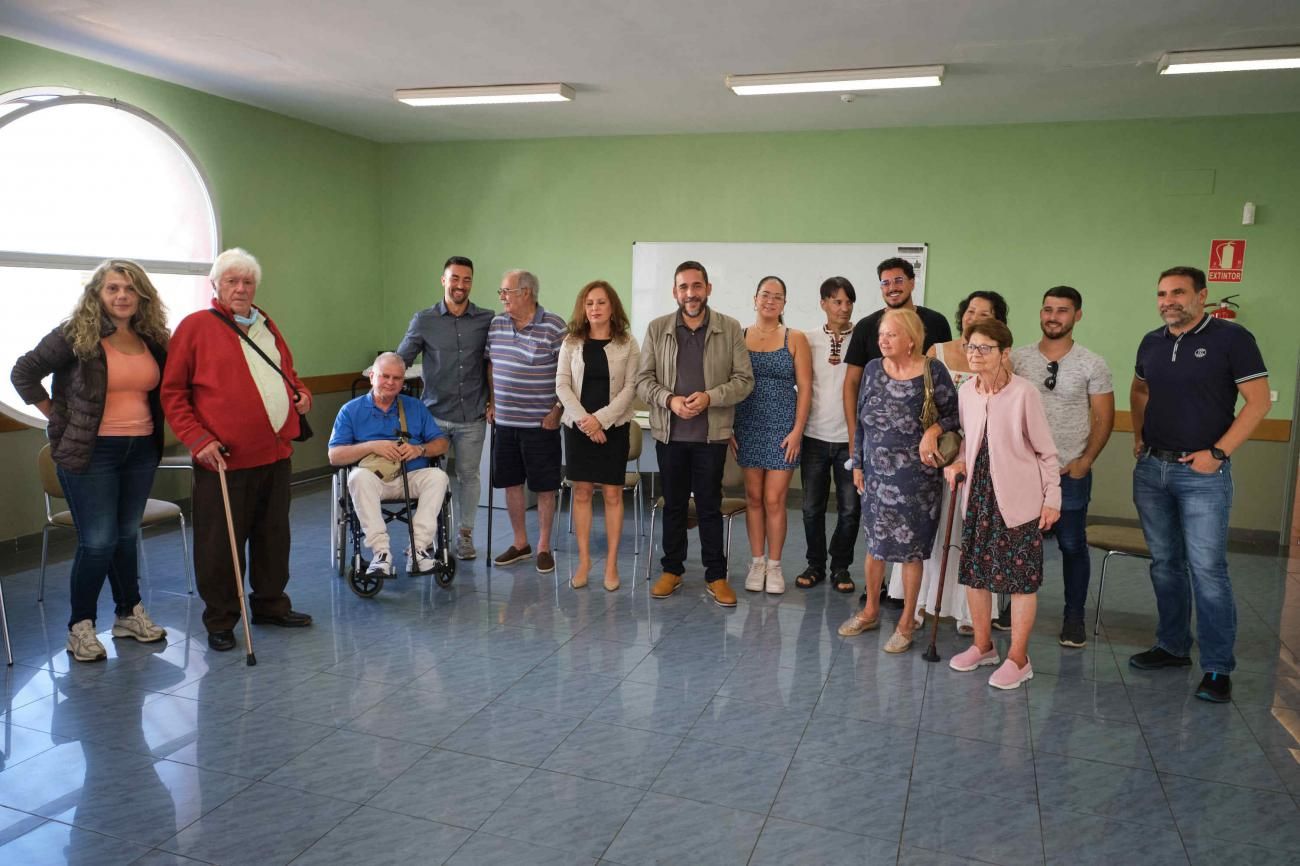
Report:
635,309,754,444
556,334,641,429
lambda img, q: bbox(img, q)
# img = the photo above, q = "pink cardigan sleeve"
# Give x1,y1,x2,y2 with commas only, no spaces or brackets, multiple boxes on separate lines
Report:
1023,384,1061,511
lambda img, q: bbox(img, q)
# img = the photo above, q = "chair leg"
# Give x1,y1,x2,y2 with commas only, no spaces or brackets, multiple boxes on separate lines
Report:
632,485,642,556
0,577,12,665
724,515,734,578
565,485,573,535
645,504,659,587
1093,550,1114,636
179,512,195,594
39,525,51,602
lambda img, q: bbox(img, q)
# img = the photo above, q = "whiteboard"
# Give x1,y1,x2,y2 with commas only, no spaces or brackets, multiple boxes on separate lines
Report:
631,242,928,336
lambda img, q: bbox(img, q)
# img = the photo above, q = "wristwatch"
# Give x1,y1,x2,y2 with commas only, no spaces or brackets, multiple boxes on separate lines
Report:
1209,446,1227,461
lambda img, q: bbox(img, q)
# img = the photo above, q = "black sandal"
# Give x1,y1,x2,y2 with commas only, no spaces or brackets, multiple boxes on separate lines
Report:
831,571,856,594
795,569,824,589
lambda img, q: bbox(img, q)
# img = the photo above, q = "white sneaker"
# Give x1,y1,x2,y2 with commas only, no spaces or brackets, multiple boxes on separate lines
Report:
406,546,435,574
111,603,167,643
67,619,107,662
744,559,766,592
367,551,395,576
765,561,785,595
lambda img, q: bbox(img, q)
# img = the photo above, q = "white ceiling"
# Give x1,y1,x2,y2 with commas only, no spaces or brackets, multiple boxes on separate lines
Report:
3,0,1300,143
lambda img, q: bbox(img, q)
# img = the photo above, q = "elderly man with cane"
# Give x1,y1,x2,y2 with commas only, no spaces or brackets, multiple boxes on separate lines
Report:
162,248,314,656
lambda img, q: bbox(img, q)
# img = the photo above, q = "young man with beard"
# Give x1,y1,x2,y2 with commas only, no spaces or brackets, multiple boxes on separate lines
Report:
842,257,950,607
1010,286,1114,648
636,261,754,607
397,256,493,561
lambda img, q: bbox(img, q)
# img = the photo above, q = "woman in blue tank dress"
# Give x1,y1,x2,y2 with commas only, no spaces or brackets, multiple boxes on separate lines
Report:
732,276,811,595
840,307,959,654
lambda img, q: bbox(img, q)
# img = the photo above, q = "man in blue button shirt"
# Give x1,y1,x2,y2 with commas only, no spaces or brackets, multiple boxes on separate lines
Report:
397,256,493,561
1128,266,1270,703
329,353,450,577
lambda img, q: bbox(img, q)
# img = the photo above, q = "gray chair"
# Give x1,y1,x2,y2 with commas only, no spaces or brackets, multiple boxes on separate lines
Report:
561,421,647,554
1087,523,1153,635
643,451,747,585
37,444,194,601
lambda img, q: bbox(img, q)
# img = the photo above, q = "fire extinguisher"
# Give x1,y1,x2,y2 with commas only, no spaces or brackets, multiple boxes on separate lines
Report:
1209,294,1239,320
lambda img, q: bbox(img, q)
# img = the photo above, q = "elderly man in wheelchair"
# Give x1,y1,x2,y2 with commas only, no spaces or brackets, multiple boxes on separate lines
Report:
328,353,450,590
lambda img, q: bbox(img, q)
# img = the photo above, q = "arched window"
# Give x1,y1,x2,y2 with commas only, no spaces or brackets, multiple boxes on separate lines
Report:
0,89,219,427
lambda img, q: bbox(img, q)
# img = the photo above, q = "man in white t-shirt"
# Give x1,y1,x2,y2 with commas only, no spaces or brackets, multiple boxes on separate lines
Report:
796,277,861,594
1010,286,1114,649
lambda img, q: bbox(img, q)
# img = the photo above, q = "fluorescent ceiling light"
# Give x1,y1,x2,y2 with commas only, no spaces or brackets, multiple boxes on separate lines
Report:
396,83,574,106
1158,46,1300,75
726,65,944,95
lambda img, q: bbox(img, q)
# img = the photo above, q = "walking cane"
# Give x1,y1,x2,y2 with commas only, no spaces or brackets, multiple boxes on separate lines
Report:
486,422,496,568
922,473,965,664
216,463,257,666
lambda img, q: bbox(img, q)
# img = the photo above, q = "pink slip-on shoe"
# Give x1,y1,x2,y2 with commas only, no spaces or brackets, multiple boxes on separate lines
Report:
949,644,1000,672
988,658,1034,690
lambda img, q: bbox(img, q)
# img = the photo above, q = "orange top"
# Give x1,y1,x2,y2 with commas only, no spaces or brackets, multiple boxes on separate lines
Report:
98,340,159,436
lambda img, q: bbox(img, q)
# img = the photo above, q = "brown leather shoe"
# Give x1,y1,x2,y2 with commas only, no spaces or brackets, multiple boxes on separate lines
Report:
706,579,737,608
650,572,683,598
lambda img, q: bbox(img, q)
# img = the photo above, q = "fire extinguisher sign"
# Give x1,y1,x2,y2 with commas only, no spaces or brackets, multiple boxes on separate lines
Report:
1209,239,1245,283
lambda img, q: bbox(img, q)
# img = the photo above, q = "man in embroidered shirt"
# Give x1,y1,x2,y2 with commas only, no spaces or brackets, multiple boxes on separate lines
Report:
328,353,449,577
397,255,493,561
1011,286,1114,649
797,276,861,595
1128,266,1270,703
486,270,566,574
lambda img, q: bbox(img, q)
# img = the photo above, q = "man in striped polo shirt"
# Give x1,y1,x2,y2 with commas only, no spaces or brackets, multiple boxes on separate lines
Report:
486,269,567,574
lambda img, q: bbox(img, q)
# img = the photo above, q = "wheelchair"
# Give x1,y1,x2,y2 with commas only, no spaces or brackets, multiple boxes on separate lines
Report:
331,457,456,597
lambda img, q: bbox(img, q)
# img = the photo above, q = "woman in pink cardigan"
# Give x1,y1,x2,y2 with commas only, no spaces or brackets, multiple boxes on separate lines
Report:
944,319,1060,689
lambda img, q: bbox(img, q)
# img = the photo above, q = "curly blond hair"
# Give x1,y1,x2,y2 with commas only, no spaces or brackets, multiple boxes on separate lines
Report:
64,260,170,359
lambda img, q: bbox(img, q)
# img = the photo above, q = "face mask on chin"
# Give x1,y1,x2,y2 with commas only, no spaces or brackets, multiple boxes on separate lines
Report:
233,309,260,327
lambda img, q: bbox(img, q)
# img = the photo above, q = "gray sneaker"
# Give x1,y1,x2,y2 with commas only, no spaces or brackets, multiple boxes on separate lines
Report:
111,603,167,643
67,619,107,662
455,533,477,561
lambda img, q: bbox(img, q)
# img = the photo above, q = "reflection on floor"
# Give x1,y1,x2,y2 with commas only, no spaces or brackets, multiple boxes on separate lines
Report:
0,478,1297,865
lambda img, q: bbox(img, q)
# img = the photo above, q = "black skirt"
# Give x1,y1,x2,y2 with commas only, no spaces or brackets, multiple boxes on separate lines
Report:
565,422,630,486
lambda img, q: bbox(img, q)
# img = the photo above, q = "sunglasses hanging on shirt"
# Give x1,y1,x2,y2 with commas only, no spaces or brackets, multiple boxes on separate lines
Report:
1045,360,1059,391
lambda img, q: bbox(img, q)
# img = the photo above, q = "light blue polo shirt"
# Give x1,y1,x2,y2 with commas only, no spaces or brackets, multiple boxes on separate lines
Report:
329,393,445,472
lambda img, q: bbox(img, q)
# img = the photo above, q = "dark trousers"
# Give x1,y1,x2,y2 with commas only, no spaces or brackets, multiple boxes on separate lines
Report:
657,440,728,583
1056,471,1092,622
57,436,159,628
800,436,860,575
193,458,294,632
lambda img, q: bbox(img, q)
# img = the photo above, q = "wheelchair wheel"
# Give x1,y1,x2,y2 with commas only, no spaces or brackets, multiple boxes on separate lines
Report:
349,560,383,598
432,554,456,588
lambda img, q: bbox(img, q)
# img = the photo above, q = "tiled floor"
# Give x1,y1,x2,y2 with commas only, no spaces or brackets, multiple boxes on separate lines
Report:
0,479,1297,865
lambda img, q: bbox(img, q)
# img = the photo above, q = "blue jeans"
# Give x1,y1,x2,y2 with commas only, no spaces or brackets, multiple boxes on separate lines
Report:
56,436,160,628
800,436,860,575
1055,471,1092,621
1132,454,1235,674
434,417,486,533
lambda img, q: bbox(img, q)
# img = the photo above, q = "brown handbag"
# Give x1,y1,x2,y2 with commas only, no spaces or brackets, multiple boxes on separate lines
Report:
921,358,962,467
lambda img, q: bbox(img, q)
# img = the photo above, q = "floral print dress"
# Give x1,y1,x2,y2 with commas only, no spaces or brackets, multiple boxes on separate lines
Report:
855,358,958,562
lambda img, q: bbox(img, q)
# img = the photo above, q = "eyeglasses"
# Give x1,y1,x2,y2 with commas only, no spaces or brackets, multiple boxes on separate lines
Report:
880,277,910,288
497,287,524,297
962,342,999,357
1045,360,1059,391
756,291,786,303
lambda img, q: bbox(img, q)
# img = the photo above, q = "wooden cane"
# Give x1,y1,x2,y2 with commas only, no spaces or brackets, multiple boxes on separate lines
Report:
922,473,965,663
216,464,257,666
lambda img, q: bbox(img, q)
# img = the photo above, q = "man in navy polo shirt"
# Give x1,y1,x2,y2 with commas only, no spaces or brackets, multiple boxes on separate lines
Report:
329,353,450,577
1128,266,1270,703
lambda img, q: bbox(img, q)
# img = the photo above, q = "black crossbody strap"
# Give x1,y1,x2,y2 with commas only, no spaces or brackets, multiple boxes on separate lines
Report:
208,309,298,393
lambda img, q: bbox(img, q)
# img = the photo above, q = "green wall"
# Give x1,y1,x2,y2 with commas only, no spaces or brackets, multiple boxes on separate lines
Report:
2,35,1297,543
379,120,1299,535
0,36,382,541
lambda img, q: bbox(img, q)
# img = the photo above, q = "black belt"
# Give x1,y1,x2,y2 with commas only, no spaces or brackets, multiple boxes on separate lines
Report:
1143,447,1192,462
